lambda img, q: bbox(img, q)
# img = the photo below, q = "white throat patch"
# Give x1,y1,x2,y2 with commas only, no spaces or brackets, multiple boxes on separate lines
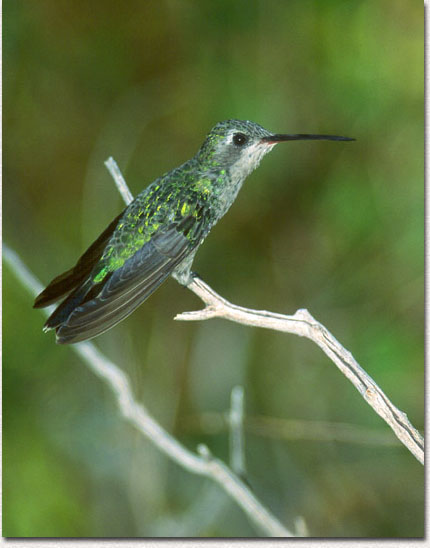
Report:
229,142,276,182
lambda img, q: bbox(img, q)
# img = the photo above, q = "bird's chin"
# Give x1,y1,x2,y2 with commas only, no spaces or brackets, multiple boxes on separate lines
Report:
229,143,274,181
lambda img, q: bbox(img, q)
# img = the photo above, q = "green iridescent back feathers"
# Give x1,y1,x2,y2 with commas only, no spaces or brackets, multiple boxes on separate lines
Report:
92,165,215,285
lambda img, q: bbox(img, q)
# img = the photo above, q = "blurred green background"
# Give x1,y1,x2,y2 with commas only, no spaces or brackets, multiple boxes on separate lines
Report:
3,0,423,538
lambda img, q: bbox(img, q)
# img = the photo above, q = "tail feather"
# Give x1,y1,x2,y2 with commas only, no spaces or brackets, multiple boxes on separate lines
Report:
34,266,84,308
43,278,95,330
36,209,204,344
34,211,123,308
55,273,167,344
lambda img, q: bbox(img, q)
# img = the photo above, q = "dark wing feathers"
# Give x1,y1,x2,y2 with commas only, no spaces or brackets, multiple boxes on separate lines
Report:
56,268,169,344
52,217,204,344
43,278,95,330
34,211,124,308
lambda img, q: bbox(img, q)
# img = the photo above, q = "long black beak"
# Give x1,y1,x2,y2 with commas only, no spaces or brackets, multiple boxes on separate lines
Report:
261,134,355,144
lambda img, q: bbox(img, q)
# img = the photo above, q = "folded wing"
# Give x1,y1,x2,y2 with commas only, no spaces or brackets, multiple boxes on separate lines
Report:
56,222,198,343
37,210,205,344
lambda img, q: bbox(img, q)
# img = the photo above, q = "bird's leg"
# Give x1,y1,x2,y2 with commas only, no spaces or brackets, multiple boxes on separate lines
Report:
171,251,198,286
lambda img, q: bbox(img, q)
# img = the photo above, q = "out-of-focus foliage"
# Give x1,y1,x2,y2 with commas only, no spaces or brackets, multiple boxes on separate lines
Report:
4,0,423,538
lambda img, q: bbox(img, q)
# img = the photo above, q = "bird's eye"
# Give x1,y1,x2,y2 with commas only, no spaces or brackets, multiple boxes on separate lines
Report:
233,133,248,147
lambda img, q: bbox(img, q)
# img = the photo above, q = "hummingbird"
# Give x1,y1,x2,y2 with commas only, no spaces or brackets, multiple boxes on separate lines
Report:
34,119,354,344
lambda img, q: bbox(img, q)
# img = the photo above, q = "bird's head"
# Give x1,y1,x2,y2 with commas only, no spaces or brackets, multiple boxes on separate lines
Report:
196,119,354,179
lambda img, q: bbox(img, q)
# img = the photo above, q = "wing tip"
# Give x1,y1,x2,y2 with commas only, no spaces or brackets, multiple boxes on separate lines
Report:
34,292,49,308
53,324,80,345
55,334,73,345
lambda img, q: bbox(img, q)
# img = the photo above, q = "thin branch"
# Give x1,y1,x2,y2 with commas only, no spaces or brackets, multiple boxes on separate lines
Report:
294,516,309,538
104,156,423,465
177,276,424,464
149,481,227,537
4,244,293,538
229,386,246,477
105,156,134,204
182,413,406,446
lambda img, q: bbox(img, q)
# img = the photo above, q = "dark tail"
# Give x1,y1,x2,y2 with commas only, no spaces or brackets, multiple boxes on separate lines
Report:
43,278,94,330
34,211,123,308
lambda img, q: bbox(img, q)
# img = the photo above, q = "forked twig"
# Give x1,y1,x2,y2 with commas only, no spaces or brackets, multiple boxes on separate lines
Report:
105,156,423,465
177,277,424,464
10,154,422,537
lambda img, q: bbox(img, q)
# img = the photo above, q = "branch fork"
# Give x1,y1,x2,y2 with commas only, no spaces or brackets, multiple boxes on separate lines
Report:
5,155,423,538
104,156,423,464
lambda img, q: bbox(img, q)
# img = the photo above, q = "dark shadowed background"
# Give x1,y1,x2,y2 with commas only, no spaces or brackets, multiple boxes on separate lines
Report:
3,0,423,538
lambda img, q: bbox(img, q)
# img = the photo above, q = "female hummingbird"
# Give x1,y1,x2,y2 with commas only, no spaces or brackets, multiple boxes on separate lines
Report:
34,119,354,344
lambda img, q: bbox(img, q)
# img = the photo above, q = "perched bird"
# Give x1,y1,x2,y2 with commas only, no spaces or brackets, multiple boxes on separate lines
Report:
34,119,354,344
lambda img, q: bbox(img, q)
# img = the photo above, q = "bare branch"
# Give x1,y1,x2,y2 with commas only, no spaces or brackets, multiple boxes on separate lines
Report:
294,516,309,538
102,157,423,465
229,385,246,477
4,244,293,538
177,276,424,464
182,413,407,446
105,156,134,205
